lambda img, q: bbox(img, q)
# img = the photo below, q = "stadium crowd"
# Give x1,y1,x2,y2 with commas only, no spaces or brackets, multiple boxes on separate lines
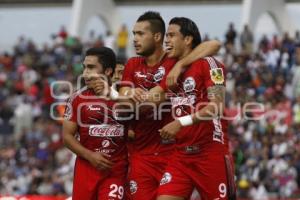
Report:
0,23,300,199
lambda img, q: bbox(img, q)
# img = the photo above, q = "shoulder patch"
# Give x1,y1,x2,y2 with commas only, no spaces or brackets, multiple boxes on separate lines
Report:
210,68,224,85
154,66,165,82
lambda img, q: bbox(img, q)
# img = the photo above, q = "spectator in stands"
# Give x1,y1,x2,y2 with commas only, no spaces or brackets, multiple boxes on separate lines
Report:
1,26,300,199
292,45,300,99
58,25,68,40
13,96,33,139
117,24,128,60
295,30,300,45
104,30,116,52
240,24,253,54
225,22,237,47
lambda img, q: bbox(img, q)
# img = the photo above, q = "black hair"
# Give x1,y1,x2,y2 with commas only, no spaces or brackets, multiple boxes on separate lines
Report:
137,11,165,39
116,57,126,65
169,17,201,48
85,47,116,72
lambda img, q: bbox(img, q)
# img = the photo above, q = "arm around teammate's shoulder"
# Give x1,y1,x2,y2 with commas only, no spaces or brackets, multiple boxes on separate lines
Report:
166,40,221,88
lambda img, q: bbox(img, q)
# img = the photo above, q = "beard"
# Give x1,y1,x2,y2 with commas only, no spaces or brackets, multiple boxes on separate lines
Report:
136,43,156,57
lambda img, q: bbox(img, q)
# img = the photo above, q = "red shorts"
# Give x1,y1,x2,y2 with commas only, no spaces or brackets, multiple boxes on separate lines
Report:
72,157,128,200
157,151,236,200
127,152,171,200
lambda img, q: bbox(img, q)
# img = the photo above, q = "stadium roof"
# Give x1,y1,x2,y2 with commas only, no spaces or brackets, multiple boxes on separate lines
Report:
0,0,300,5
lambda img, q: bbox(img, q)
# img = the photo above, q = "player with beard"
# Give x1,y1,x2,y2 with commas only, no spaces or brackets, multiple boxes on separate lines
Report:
119,12,221,200
63,47,128,200
90,11,221,200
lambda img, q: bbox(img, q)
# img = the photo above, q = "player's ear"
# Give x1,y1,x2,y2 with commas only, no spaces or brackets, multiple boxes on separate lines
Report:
105,67,113,77
154,32,162,43
184,36,193,47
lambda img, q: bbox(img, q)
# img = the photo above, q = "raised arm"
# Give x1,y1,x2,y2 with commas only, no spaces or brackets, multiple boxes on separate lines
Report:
166,39,221,87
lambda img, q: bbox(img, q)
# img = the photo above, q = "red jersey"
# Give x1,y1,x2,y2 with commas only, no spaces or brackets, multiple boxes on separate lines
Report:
122,55,177,155
64,87,127,162
160,57,229,153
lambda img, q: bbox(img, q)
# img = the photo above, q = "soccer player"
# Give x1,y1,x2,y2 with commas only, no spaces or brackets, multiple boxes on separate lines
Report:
119,12,221,200
142,17,236,200
63,47,128,200
112,58,125,84
90,11,221,200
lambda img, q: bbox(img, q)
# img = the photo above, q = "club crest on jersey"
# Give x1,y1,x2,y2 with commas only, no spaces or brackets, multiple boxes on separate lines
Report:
160,172,172,185
154,66,165,82
210,68,224,85
130,180,138,194
183,77,195,92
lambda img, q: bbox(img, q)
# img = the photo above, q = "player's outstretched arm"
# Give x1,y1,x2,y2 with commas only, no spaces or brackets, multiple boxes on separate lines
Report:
166,40,221,87
63,120,113,169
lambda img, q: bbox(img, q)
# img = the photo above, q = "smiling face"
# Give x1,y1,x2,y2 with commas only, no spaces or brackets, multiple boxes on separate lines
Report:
133,21,156,56
82,55,104,88
165,24,187,59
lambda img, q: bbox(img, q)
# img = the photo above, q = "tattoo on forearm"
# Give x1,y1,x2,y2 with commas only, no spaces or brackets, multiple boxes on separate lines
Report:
207,85,225,102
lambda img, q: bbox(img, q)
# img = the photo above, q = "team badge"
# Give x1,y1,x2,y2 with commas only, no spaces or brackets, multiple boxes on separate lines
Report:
154,66,165,82
130,180,138,194
160,172,172,185
210,68,224,85
183,77,195,92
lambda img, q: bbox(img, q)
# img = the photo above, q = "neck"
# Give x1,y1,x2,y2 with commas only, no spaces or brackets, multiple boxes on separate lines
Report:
179,47,192,60
145,45,165,66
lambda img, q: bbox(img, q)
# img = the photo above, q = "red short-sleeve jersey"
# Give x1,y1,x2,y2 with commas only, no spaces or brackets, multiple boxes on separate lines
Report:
121,55,177,155
162,57,229,153
64,87,127,162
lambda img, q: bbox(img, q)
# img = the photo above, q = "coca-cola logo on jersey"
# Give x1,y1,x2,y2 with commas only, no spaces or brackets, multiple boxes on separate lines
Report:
89,124,124,137
153,66,165,82
170,95,196,107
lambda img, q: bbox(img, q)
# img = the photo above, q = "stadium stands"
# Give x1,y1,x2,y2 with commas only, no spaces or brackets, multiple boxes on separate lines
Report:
0,23,300,199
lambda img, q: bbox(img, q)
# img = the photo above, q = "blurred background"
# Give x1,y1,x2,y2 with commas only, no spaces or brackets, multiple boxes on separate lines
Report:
0,0,300,199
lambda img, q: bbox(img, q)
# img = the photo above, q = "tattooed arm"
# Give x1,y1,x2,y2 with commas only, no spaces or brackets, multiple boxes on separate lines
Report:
159,85,226,139
191,85,225,123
